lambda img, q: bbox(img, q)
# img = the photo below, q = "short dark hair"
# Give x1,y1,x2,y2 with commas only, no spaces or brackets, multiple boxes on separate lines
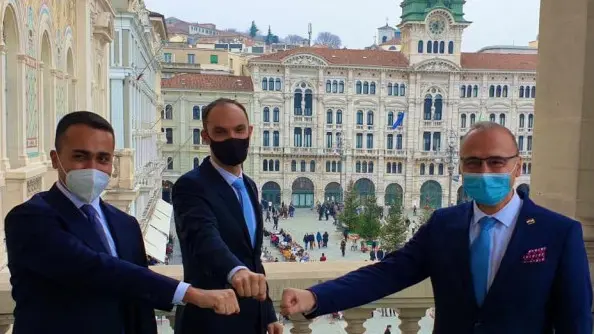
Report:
55,111,114,151
461,121,519,154
201,98,249,128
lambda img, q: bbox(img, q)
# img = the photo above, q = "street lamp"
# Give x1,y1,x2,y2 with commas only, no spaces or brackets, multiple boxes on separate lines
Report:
435,128,459,207
335,131,348,203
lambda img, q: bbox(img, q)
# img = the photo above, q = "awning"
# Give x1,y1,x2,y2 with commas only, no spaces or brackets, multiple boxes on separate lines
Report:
144,199,173,262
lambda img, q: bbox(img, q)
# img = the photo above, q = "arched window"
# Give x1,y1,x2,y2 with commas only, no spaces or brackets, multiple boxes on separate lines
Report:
528,114,534,128
427,41,433,53
275,160,280,171
400,84,406,96
304,89,313,116
262,78,268,90
310,160,316,172
387,134,394,149
268,78,274,91
397,162,403,173
263,107,270,122
370,82,376,94
369,162,374,173
448,41,454,54
502,85,508,97
263,160,268,171
193,106,200,120
273,131,280,146
460,85,466,98
273,107,280,122
300,160,306,172
496,85,502,97
489,85,495,97
434,94,443,120
473,85,479,97
387,111,394,126
438,163,444,175
499,113,506,126
420,163,426,175
356,161,361,173
527,163,532,174
291,160,297,172
519,114,525,128
388,83,393,96
396,134,403,149
429,163,435,175
362,161,368,173
531,86,536,98
489,113,496,122
326,109,333,124
418,40,424,53
193,157,200,169
466,85,472,98
356,110,364,125
336,110,343,124
460,114,467,128
439,41,445,53
275,78,281,91
470,113,476,125
433,41,439,53
332,161,338,172
367,111,374,125
293,89,303,115
332,80,338,93
356,81,362,94
193,129,201,145
522,163,527,174
363,81,369,94
326,80,331,93
262,130,270,146
165,104,173,119
519,86,525,98
338,81,345,93
386,162,392,173
326,161,331,172
167,157,173,170
424,95,433,120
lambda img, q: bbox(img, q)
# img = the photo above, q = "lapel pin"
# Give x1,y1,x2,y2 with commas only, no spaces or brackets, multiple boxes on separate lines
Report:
526,218,536,225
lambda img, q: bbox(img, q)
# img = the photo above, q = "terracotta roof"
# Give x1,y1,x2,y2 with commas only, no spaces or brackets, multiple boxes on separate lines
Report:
162,74,254,92
461,52,538,71
380,37,401,46
250,47,410,67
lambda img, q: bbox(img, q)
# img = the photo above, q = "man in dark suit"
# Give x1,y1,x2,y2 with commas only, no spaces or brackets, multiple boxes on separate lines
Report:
280,122,593,333
5,111,239,334
173,98,282,334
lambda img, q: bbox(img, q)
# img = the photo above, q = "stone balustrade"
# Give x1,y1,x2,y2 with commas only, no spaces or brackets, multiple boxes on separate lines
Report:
0,262,435,334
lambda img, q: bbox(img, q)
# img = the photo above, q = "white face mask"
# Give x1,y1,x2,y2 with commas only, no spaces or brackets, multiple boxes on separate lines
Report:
56,156,110,203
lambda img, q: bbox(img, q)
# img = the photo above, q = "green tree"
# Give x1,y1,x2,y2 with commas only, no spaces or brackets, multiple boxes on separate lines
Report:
265,26,279,45
338,180,359,233
356,194,382,240
249,21,258,38
380,203,408,252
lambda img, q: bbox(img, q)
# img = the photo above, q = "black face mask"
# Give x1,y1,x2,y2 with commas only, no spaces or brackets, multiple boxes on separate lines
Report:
209,137,250,166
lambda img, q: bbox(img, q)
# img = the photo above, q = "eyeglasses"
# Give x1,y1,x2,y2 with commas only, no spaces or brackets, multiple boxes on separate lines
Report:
460,154,519,170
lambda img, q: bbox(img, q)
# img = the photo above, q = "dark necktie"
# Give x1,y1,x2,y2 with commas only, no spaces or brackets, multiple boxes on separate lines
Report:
80,204,112,255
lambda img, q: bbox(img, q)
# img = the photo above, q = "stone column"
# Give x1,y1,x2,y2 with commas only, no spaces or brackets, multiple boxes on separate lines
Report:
288,314,312,334
0,44,8,171
530,0,594,260
342,307,371,334
398,307,426,334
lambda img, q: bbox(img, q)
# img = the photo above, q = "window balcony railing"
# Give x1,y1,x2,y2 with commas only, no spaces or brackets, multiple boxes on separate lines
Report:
423,120,443,128
294,116,314,123
519,151,532,158
384,149,406,156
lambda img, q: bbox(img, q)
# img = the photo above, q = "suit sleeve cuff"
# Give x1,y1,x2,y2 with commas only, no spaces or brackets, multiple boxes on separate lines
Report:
303,289,319,318
227,266,248,283
172,282,191,305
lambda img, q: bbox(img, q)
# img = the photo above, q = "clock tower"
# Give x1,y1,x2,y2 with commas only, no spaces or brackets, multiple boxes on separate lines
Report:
398,0,470,66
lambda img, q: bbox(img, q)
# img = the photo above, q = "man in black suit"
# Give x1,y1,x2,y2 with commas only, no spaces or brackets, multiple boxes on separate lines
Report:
173,98,282,334
5,111,239,334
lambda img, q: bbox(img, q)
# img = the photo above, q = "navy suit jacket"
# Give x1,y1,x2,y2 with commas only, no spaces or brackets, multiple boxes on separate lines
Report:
172,157,276,334
307,191,593,334
5,184,180,334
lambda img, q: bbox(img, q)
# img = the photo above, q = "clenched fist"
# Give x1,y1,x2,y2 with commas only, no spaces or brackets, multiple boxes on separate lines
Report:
184,287,240,315
280,288,316,316
231,268,267,301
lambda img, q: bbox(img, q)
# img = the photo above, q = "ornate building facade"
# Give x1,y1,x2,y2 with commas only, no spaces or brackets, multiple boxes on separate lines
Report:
247,1,535,209
0,0,115,270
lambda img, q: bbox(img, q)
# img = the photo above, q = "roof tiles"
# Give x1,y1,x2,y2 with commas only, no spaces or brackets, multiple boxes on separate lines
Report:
162,74,254,92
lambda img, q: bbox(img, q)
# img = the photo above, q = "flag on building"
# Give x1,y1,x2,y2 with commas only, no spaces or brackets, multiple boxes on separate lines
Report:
392,112,405,129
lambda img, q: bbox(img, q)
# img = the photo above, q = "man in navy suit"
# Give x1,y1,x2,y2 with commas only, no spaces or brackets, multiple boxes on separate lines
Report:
5,111,239,334
173,99,282,334
281,122,593,333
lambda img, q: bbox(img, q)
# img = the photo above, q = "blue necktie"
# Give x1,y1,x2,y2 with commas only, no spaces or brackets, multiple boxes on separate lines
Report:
470,216,498,306
80,204,113,255
232,179,256,247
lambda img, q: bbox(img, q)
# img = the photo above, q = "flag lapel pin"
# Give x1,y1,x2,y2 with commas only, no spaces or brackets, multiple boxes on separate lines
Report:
526,218,536,225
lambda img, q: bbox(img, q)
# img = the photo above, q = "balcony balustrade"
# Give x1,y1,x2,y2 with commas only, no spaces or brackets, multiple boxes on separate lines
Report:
0,262,435,334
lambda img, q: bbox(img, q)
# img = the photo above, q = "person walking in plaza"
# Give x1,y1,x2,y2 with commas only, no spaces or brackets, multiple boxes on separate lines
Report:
340,239,346,257
172,99,282,334
322,231,329,248
272,209,279,230
316,231,322,248
4,112,239,334
280,122,592,333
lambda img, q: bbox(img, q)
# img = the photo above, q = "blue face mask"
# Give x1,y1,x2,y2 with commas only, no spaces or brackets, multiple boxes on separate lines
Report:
462,172,512,206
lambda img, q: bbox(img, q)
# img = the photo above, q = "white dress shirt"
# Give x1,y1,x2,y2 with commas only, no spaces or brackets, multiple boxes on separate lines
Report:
469,192,522,289
209,159,255,283
56,181,189,305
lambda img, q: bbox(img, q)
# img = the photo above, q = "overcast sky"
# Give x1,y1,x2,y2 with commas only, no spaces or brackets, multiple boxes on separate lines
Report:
143,0,540,51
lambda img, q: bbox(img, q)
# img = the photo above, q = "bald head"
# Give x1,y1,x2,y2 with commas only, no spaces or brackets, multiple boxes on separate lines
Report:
461,122,519,157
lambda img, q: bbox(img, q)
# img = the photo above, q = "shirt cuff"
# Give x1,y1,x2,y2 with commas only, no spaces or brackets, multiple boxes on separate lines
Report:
227,266,248,283
172,282,191,305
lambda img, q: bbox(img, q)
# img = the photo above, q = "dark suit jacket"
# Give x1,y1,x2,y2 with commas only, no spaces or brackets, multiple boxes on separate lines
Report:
172,157,276,334
307,191,593,334
5,184,179,334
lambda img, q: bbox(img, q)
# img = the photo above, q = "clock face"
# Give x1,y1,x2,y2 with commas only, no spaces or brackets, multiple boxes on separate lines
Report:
428,17,447,38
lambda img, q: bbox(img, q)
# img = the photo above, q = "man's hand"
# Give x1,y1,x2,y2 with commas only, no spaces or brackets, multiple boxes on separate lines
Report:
183,287,240,315
280,288,316,316
266,322,283,334
231,268,267,301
